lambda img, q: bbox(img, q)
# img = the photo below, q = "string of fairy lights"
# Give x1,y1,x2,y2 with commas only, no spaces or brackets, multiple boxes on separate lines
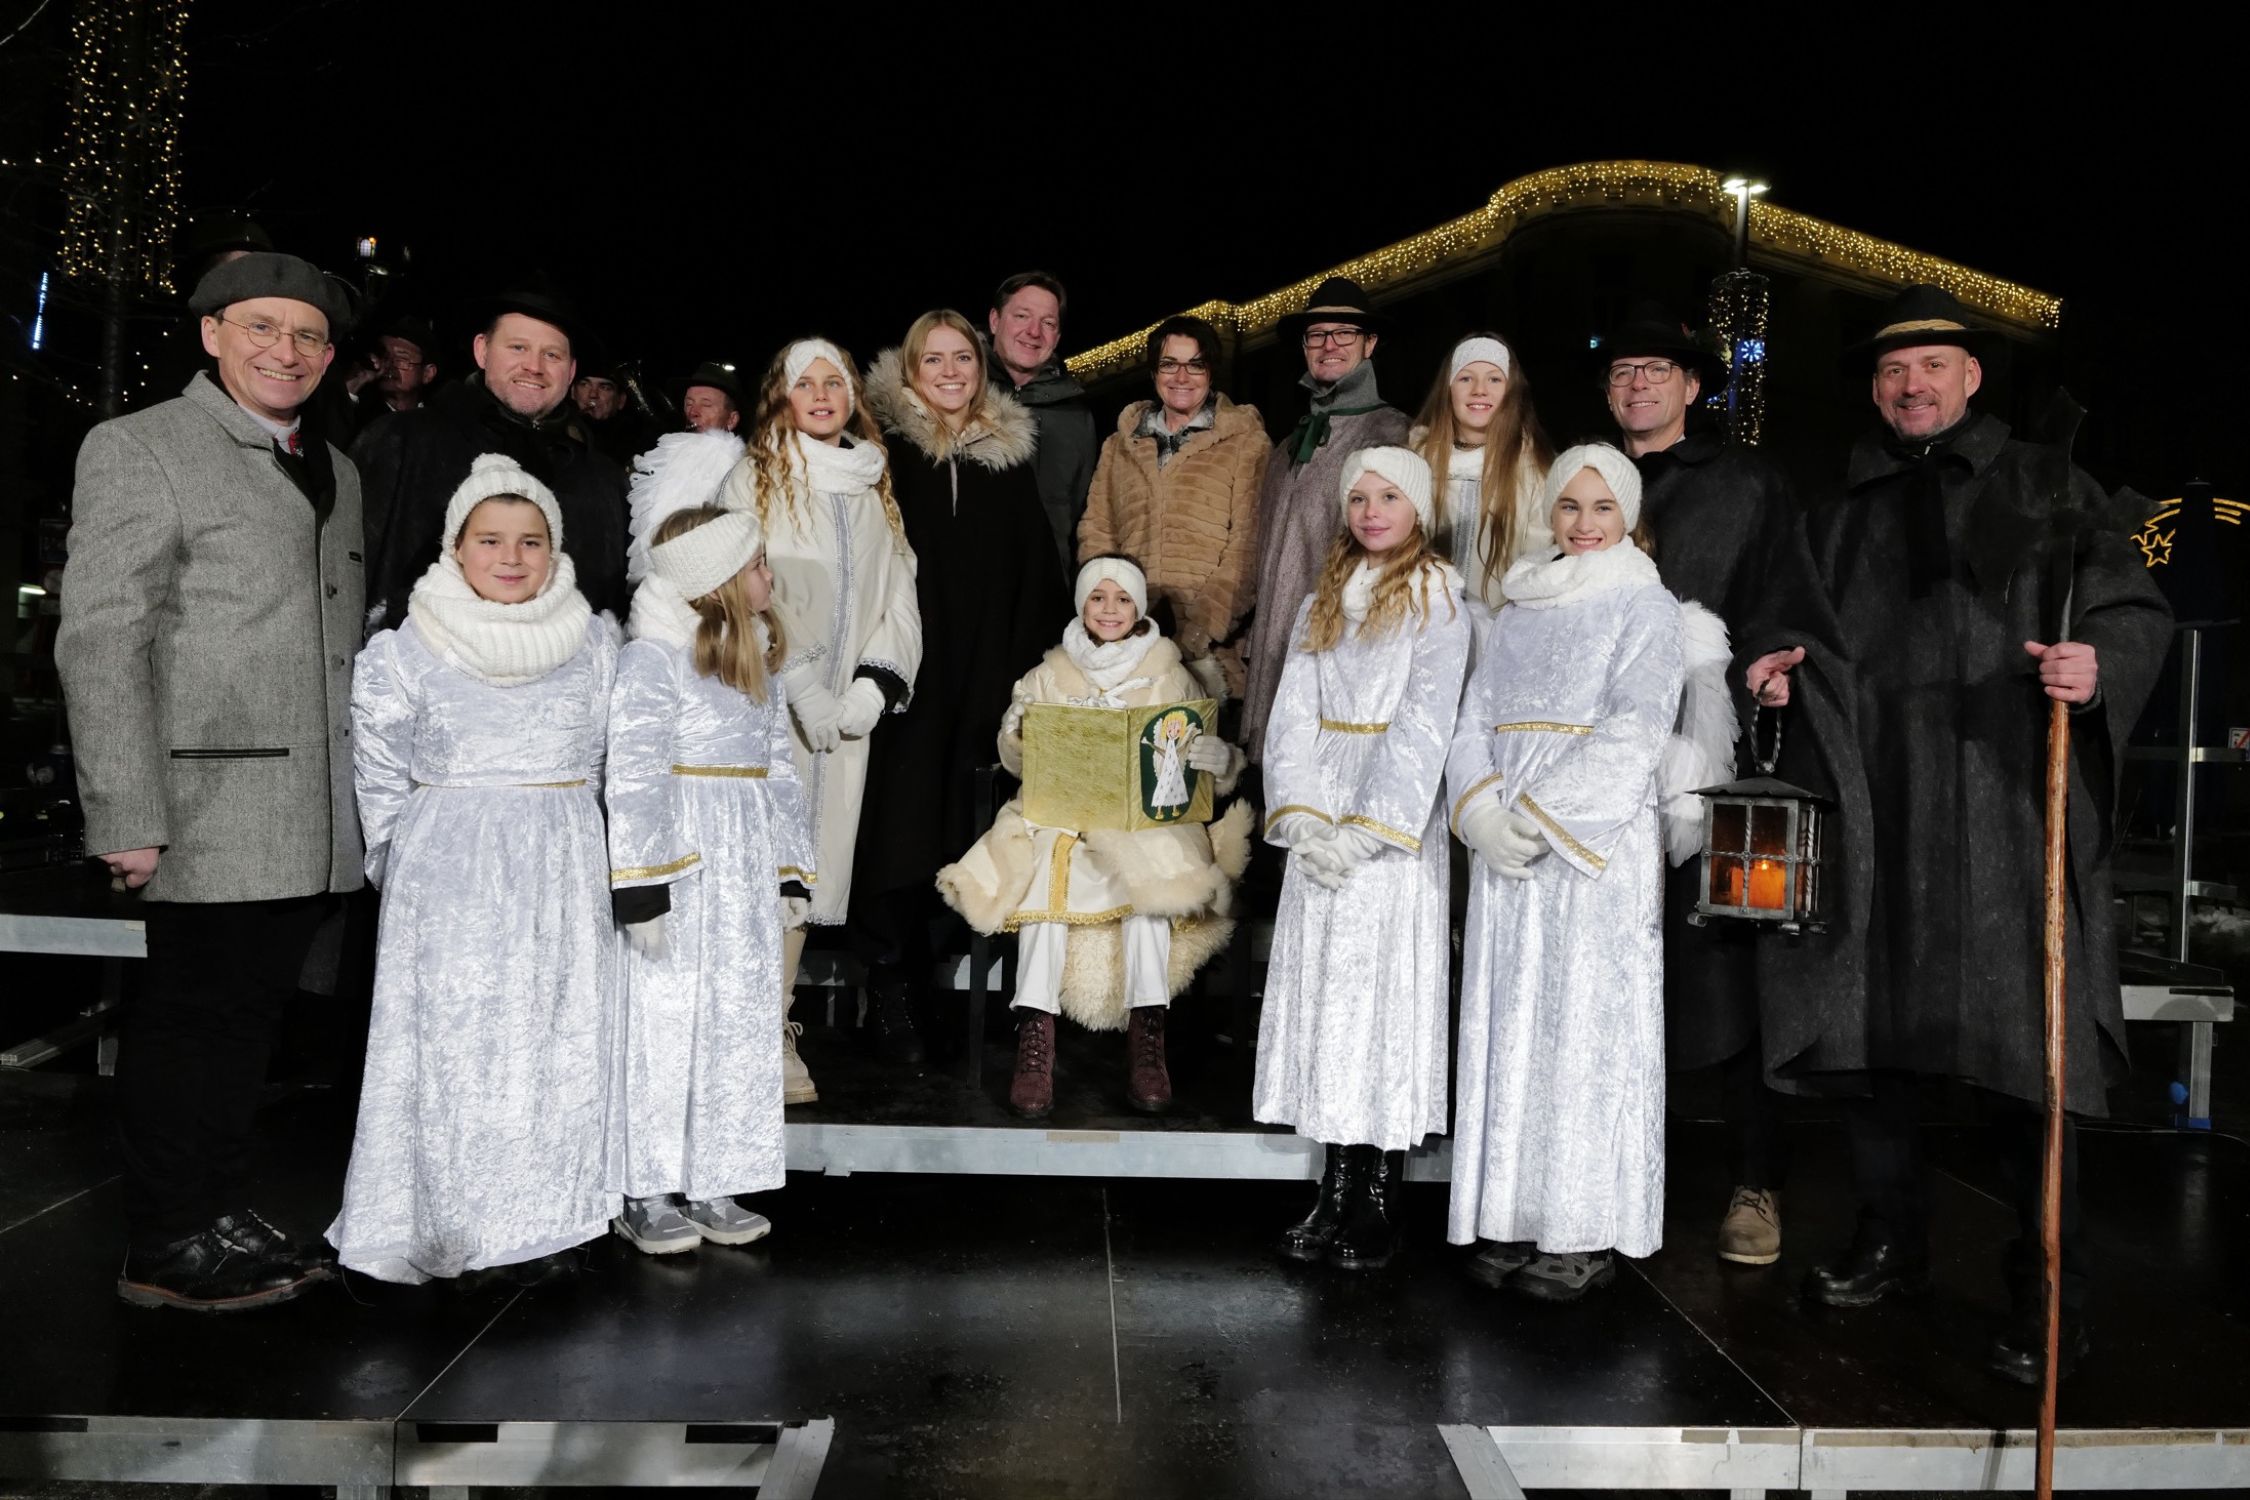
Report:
59,0,189,294
1063,160,2064,390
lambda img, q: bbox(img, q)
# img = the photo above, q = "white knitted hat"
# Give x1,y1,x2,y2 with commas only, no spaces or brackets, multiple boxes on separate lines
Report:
1449,335,1512,382
1074,555,1148,615
783,338,855,412
444,452,564,550
1338,445,1435,536
1542,443,1644,529
648,507,763,602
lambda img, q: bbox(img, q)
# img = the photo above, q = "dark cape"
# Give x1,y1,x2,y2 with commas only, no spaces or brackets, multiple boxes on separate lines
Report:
851,352,1069,901
1636,428,1852,1073
1769,411,2172,1113
352,375,629,629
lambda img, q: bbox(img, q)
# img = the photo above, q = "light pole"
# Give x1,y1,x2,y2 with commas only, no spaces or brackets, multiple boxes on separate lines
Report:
1712,176,1772,447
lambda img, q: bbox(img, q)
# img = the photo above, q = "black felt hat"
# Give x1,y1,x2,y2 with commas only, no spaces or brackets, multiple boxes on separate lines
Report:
187,252,353,332
1848,283,2002,366
1597,301,1731,394
472,280,591,353
668,360,745,406
371,312,439,360
1275,275,1391,341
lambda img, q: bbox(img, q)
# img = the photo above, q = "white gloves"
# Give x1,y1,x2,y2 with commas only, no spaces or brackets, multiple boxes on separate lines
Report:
1461,801,1549,880
1269,811,1329,850
1186,733,1241,778
781,895,811,929
1295,830,1351,890
837,678,887,738
1274,817,1385,892
790,678,843,753
1325,824,1384,877
624,915,670,958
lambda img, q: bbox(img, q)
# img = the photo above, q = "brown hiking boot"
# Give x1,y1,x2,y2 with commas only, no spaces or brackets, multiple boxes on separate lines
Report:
1126,1006,1173,1113
1009,1009,1056,1119
1718,1187,1781,1265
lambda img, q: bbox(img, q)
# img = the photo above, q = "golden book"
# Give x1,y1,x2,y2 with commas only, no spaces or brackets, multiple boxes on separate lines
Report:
1020,698,1219,832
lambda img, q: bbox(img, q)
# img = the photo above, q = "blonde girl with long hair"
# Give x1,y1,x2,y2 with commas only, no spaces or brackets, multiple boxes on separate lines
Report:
1409,332,1553,608
605,499,815,1255
716,338,919,1103
1254,445,1471,1275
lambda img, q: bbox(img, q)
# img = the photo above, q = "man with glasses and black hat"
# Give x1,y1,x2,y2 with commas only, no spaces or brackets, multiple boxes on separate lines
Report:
1598,301,1848,1270
355,285,629,629
58,251,366,1311
1761,283,2170,1383
1240,275,1410,760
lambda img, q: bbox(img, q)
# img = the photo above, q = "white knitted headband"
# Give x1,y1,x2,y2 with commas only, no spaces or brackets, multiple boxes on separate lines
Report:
1074,556,1148,615
648,508,763,602
1337,445,1435,537
783,339,854,413
1449,336,1512,382
445,452,564,550
1542,443,1643,530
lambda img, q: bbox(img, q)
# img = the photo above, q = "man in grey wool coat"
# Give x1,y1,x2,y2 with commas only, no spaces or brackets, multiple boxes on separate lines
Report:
56,252,367,1313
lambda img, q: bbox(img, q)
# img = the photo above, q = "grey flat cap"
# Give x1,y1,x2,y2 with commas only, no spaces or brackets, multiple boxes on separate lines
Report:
188,251,352,332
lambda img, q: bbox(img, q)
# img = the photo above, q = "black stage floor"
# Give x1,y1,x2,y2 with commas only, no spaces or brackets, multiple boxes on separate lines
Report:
1,1057,2246,1496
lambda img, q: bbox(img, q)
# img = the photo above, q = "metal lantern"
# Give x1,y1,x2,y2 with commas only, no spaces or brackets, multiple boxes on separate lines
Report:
1689,710,1828,934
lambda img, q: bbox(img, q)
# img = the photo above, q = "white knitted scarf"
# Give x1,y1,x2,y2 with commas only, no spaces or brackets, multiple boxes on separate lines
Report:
1500,539,1660,610
626,572,704,651
1341,557,1463,628
408,549,592,685
794,430,886,493
1061,618,1163,705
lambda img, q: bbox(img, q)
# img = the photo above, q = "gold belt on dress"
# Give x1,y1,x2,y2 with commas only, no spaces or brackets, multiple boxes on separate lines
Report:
672,764,769,778
413,779,586,789
1319,718,1389,734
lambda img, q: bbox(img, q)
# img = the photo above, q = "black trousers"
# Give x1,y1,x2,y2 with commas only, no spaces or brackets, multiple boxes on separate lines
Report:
1843,1071,2089,1313
119,895,331,1249
1719,1040,1790,1190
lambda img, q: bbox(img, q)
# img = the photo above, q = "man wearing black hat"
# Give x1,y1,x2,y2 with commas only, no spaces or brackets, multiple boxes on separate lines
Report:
354,287,629,629
1241,275,1410,759
1765,284,2171,1382
574,360,659,467
1599,302,1846,1269
57,251,364,1311
672,360,744,435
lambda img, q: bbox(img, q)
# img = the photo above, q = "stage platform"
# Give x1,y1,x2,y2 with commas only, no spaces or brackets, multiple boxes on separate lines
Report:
1,1067,2244,1496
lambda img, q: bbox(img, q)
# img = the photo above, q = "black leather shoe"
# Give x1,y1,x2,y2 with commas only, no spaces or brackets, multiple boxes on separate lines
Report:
865,970,925,1066
1988,1312,2091,1386
213,1210,336,1280
117,1229,320,1313
1278,1144,1353,1263
1328,1148,1403,1272
1803,1237,1931,1308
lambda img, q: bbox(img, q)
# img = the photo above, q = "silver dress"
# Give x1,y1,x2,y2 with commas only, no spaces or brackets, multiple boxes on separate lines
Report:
329,618,620,1283
1254,589,1470,1150
606,638,814,1201
1444,577,1683,1257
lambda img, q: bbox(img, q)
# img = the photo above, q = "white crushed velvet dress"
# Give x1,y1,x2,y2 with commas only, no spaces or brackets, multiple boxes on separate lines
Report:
329,615,620,1283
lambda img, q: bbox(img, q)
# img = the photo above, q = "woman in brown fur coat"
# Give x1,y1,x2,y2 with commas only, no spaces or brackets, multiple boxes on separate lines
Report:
1077,315,1267,698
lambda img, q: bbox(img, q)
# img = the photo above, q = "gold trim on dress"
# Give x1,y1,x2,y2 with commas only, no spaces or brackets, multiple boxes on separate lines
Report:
1047,832,1079,914
1001,902,1134,931
414,779,588,790
673,764,770,778
1342,813,1422,853
1449,772,1505,836
1263,804,1334,836
611,852,703,884
1492,721,1591,736
778,865,818,885
1518,794,1606,872
1319,718,1390,734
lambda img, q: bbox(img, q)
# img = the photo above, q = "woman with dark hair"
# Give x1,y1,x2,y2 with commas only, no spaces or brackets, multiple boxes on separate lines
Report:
1077,314,1269,696
851,311,1067,1061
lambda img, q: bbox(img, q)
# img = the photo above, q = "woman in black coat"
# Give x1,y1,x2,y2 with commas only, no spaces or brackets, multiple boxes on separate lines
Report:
851,310,1067,1061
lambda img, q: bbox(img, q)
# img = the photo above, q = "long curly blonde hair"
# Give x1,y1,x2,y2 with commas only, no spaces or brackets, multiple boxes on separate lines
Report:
1299,516,1455,654
654,506,785,701
743,340,905,546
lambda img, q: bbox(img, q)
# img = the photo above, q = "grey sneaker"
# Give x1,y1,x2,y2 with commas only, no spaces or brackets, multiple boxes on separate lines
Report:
613,1195,700,1255
1509,1249,1617,1302
682,1196,772,1247
1717,1187,1781,1266
1466,1239,1536,1289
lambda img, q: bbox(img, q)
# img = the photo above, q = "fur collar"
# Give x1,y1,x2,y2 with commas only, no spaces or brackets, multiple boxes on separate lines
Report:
1500,540,1660,609
1114,393,1264,443
865,348,1038,470
1044,631,1183,705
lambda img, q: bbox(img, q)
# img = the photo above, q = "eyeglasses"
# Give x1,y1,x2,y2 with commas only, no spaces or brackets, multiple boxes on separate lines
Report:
1156,358,1210,376
1302,328,1366,349
218,315,330,358
1605,359,1680,387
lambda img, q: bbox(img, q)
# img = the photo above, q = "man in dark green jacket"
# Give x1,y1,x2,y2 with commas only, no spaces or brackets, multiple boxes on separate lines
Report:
988,270,1096,571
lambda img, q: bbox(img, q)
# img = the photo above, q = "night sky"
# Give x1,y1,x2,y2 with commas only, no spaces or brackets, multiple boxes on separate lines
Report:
6,9,2241,491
